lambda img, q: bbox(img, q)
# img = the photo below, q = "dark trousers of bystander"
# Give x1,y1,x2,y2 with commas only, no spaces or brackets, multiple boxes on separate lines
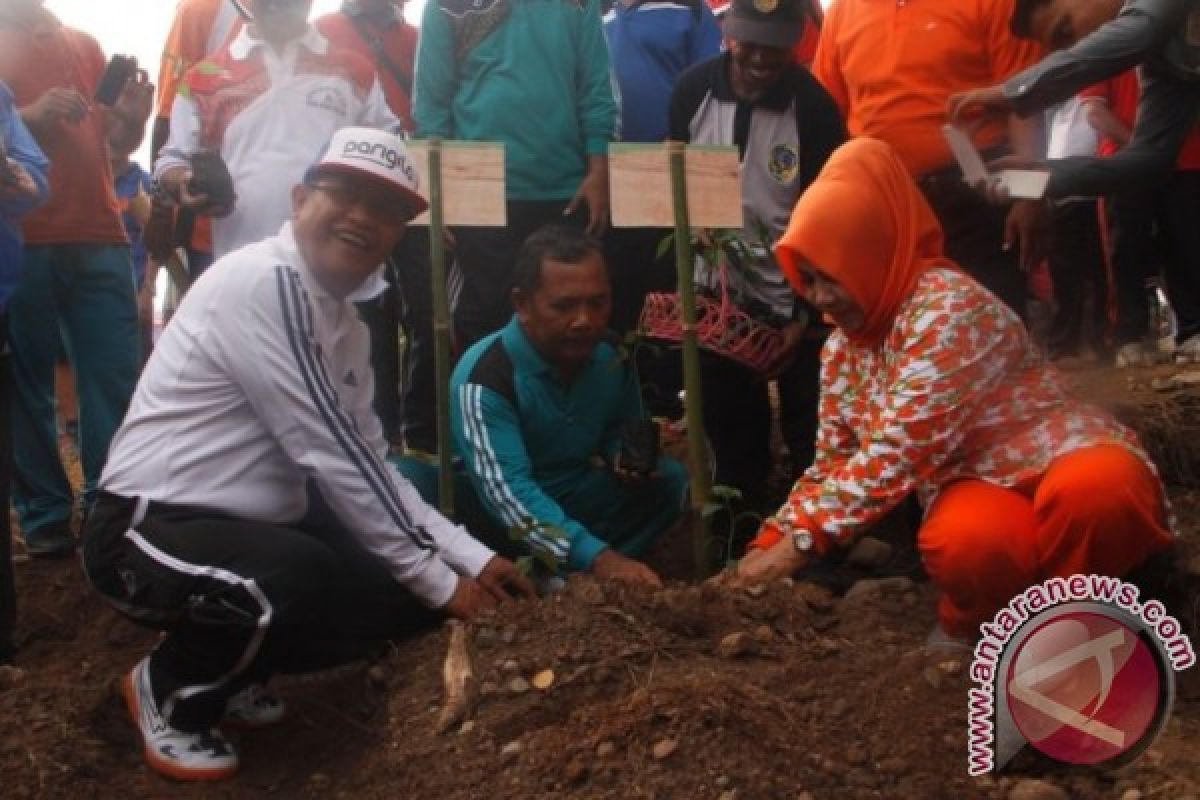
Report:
1157,171,1200,344
452,200,589,351
700,337,824,512
1046,199,1108,357
357,258,404,447
393,232,438,453
0,318,14,662
81,489,442,733
1106,191,1158,347
918,166,1027,320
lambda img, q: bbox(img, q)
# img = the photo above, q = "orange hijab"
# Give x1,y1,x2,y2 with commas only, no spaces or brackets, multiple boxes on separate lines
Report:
774,137,956,347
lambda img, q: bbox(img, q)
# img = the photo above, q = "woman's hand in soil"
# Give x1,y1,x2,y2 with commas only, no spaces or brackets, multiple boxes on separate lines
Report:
727,537,805,588
592,550,663,588
476,556,536,603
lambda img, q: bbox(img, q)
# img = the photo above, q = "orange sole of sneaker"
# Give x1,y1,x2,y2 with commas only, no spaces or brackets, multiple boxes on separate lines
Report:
121,670,239,782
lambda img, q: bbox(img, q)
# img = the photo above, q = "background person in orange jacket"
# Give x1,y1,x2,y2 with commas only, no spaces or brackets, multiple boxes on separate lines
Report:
725,138,1173,648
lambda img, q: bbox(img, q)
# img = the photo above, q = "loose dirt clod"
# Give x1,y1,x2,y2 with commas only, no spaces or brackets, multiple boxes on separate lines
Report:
717,632,756,659
1008,778,1070,800
531,669,555,690
652,738,679,760
434,622,477,734
847,536,894,569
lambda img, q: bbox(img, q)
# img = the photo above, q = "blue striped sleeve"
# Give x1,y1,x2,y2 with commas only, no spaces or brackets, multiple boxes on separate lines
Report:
453,381,609,571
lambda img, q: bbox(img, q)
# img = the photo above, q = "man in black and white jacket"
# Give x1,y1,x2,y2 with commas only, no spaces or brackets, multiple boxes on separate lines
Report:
83,127,532,782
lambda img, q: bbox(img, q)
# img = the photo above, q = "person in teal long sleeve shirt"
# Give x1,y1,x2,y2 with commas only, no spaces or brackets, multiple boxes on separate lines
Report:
443,226,686,587
410,0,619,360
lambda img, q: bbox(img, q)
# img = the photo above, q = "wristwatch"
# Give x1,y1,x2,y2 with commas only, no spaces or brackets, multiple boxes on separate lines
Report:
791,527,814,553
767,513,814,554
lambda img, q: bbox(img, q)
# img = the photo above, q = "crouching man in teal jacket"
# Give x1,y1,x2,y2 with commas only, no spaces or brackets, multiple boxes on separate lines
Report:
406,226,687,588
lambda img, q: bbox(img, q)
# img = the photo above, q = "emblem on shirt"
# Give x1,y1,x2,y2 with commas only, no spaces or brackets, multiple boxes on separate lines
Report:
307,87,349,117
753,0,778,12
768,143,799,185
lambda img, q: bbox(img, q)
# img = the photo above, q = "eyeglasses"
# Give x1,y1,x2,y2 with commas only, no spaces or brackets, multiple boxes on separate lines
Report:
307,181,413,223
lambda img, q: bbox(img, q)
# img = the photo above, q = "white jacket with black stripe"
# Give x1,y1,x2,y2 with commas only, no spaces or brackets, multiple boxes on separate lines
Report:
100,222,493,608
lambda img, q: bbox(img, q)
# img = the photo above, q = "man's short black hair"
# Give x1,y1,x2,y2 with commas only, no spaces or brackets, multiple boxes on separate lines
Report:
513,225,607,295
1011,0,1053,38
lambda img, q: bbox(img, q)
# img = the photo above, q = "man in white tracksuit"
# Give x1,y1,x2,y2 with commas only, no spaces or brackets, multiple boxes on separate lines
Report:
83,128,532,782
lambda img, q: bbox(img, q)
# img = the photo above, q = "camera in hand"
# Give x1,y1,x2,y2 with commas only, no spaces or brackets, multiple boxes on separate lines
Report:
95,54,138,107
616,419,660,478
187,151,238,217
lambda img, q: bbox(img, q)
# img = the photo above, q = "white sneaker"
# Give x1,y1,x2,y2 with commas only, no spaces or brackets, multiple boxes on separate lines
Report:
122,657,239,781
1115,341,1153,368
224,683,286,728
1175,334,1200,364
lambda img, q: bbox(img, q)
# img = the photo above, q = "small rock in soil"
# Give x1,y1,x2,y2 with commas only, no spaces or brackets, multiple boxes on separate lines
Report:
1008,779,1069,800
1121,790,1143,800
752,624,775,643
847,536,894,568
877,757,906,774
717,632,757,659
500,659,520,673
719,791,737,800
480,680,499,696
506,676,530,694
715,775,731,788
309,773,331,790
458,720,475,735
923,666,945,690
842,580,884,604
532,669,555,690
651,738,678,761
500,626,517,644
501,740,523,763
366,665,387,686
595,741,615,758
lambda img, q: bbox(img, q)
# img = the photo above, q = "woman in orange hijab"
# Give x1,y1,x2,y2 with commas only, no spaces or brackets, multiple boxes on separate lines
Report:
729,138,1172,645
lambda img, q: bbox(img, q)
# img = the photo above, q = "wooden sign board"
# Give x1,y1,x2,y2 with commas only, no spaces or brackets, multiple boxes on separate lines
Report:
406,141,507,227
609,144,742,229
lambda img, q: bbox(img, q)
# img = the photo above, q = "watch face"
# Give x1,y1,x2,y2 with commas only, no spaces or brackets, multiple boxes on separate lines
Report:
793,530,813,552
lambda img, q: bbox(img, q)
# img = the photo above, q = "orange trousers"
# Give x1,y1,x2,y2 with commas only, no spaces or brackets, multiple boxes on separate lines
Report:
918,445,1173,638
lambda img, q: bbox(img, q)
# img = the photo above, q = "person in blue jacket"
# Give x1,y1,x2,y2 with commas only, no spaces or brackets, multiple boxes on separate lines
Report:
0,79,50,662
446,226,688,587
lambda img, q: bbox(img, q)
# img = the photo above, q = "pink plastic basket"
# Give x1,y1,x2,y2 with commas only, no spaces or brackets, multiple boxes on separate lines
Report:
638,256,784,373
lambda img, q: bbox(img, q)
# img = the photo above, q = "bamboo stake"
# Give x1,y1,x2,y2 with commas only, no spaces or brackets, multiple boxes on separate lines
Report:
427,139,455,518
668,142,713,579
